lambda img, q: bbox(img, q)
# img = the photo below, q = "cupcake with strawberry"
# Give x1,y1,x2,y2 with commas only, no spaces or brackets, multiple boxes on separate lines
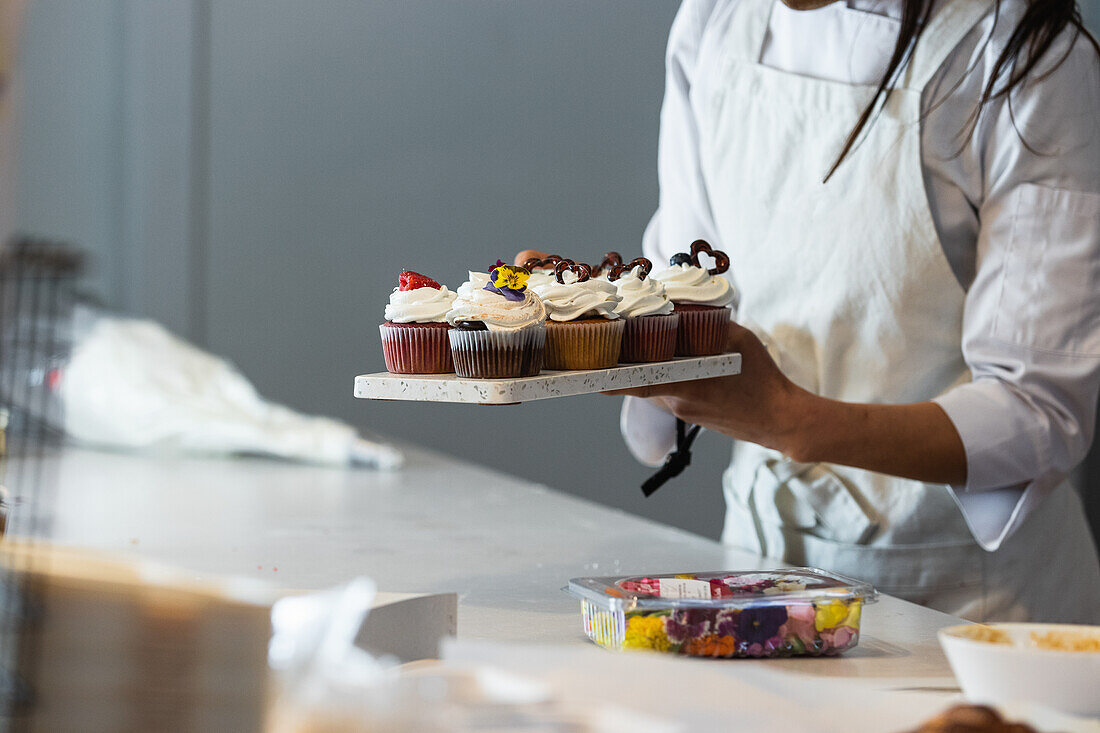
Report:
445,262,547,378
379,270,457,374
651,240,735,356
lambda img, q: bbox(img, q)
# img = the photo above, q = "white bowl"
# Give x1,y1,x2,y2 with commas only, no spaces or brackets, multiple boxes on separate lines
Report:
938,623,1100,717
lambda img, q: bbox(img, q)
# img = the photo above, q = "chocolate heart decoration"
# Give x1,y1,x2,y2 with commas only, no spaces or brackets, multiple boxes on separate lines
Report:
554,259,592,284
522,254,563,271
593,251,624,277
607,257,653,282
690,239,730,276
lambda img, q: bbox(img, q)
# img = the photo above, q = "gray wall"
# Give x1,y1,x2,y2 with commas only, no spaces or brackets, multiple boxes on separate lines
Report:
15,1,1100,544
18,0,731,540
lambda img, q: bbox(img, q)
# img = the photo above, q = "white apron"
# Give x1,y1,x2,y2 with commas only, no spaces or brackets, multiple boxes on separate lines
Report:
700,0,1100,622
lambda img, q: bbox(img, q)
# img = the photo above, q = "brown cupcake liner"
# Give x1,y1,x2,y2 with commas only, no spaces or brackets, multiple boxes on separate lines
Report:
448,325,546,378
673,305,730,356
379,323,454,374
545,318,625,370
619,313,679,363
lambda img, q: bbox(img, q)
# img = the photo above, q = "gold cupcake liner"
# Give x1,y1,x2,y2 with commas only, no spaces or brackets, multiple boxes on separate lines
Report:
448,325,546,378
379,324,454,374
619,313,679,363
545,319,625,370
674,306,731,356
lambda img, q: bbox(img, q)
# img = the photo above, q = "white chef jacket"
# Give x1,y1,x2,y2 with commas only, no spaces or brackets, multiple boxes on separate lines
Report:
634,0,1100,549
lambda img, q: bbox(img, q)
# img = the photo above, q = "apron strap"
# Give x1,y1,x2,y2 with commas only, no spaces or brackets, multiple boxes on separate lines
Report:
901,0,995,91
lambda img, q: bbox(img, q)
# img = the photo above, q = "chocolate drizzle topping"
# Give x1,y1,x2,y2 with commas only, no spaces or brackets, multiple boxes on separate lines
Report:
521,254,563,271
689,240,730,276
607,257,653,282
554,259,592,284
593,251,624,277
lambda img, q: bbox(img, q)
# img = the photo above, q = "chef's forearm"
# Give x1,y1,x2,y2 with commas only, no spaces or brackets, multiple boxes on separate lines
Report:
783,395,968,486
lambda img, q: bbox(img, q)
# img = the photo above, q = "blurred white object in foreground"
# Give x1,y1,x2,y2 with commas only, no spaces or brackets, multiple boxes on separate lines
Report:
60,308,402,469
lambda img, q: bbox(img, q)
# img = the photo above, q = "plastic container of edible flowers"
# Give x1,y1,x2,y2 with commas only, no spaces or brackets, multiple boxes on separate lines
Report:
565,569,877,658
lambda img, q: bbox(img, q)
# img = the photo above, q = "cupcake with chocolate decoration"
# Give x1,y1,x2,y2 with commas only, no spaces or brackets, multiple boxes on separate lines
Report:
528,260,624,370
608,257,679,363
379,270,457,374
652,240,735,356
445,262,547,378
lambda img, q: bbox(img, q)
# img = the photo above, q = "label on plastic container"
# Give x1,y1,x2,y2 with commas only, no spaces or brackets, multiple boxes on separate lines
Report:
657,578,712,599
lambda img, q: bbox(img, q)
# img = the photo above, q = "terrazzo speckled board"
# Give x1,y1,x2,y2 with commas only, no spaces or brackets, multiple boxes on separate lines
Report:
354,353,741,404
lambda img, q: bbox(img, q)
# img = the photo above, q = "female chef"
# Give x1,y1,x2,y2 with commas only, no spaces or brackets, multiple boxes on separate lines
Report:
521,0,1100,622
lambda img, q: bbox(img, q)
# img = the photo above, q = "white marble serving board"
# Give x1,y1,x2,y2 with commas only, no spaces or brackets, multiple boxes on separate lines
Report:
354,353,741,404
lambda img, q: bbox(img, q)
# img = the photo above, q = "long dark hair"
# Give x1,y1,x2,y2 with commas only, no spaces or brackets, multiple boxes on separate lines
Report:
825,0,1100,181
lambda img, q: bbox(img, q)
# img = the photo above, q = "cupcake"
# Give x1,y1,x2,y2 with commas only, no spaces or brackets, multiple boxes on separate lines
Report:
445,263,547,378
379,270,457,374
528,260,624,370
651,240,735,356
608,257,679,363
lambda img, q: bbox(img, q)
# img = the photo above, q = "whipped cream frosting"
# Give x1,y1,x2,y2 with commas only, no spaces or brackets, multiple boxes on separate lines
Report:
445,271,547,331
529,271,621,321
612,266,674,318
524,269,557,290
384,285,456,323
651,263,735,307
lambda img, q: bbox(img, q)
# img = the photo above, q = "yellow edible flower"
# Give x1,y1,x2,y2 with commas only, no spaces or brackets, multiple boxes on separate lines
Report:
623,615,671,652
843,601,861,628
492,265,529,291
814,600,849,631
814,600,861,631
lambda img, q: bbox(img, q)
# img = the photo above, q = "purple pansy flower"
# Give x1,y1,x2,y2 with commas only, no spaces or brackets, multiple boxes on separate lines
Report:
483,264,529,301
736,606,788,645
663,609,711,644
714,609,739,637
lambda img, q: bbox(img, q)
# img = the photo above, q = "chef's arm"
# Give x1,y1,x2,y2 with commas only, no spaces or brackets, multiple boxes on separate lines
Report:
607,322,968,485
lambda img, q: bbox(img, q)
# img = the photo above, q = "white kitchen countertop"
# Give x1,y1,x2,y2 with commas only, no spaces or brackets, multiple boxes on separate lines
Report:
10,445,976,729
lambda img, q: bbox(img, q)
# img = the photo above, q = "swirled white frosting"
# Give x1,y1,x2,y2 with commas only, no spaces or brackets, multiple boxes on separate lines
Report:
651,263,735,307
384,285,456,323
612,266,674,318
529,272,621,321
524,269,557,290
445,271,547,331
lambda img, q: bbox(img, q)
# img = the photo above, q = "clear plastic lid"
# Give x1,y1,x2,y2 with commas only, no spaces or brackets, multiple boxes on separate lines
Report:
566,568,878,612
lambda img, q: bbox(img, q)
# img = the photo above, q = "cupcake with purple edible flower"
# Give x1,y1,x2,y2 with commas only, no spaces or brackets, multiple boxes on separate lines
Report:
445,262,547,378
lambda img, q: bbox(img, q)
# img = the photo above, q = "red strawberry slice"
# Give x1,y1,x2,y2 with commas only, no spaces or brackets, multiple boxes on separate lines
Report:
398,270,442,291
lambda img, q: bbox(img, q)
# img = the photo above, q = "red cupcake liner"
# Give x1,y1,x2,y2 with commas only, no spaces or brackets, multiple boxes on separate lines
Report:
379,323,454,374
619,313,679,363
673,306,730,356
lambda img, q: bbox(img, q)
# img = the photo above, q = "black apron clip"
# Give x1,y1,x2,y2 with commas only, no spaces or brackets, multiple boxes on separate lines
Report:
640,418,702,497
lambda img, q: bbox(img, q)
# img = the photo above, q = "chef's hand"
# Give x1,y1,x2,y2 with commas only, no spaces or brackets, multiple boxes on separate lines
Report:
605,322,803,454
607,322,968,486
515,250,548,267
